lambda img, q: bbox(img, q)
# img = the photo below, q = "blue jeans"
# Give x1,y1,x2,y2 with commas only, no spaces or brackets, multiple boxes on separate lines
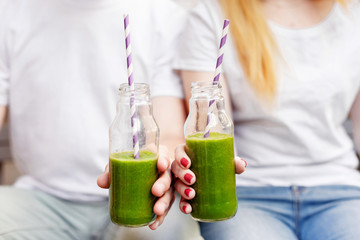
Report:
200,185,360,240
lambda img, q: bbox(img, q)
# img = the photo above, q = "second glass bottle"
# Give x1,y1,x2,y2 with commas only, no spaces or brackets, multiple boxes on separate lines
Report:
184,81,237,222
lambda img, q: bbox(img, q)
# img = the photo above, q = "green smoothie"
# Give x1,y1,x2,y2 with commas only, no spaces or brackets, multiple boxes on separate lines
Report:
109,150,158,227
186,132,237,221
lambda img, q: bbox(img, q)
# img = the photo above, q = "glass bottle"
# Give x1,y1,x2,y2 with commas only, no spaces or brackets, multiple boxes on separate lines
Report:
109,83,159,227
184,81,237,222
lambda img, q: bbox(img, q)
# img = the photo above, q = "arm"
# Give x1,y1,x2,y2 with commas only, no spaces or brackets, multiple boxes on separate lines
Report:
145,96,186,229
350,90,360,155
171,71,246,214
152,96,186,159
0,105,7,131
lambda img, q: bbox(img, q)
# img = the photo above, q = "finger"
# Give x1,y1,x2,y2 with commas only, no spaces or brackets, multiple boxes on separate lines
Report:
179,197,192,214
97,164,110,189
153,187,174,217
157,145,170,173
149,186,175,230
171,160,196,185
174,179,195,200
97,171,109,189
175,144,191,169
234,156,247,174
152,169,172,197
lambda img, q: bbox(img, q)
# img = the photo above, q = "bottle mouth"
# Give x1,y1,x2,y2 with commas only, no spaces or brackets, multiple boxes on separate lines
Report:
191,81,222,94
119,83,150,96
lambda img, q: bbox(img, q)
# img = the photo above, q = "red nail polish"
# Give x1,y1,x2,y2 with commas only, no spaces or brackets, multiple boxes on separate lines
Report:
184,173,193,184
180,158,189,168
184,188,191,197
182,205,187,213
242,159,247,168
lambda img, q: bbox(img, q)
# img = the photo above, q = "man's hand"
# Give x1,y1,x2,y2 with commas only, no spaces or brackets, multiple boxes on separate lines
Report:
97,145,174,230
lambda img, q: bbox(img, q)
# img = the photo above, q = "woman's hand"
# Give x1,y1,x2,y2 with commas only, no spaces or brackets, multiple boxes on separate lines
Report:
171,144,246,214
97,145,174,230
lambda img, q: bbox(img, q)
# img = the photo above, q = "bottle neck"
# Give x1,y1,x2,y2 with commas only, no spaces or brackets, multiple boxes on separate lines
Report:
119,83,151,103
190,81,222,100
188,81,226,115
185,81,233,137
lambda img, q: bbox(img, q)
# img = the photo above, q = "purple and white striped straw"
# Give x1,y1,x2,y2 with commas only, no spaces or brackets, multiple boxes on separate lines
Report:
204,19,230,138
124,14,139,159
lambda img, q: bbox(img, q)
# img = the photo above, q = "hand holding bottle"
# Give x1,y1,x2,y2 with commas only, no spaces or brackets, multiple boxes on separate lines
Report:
97,144,173,230
171,144,246,215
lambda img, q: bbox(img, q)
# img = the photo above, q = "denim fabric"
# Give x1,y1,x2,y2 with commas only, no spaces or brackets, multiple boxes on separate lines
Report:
200,185,360,240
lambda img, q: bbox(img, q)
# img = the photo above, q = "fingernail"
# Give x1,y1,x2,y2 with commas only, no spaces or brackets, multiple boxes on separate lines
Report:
184,173,193,184
180,158,189,168
182,205,187,213
184,188,192,197
241,159,247,168
152,221,159,229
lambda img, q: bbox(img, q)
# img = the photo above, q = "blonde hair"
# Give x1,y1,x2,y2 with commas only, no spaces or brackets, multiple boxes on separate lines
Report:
219,0,347,99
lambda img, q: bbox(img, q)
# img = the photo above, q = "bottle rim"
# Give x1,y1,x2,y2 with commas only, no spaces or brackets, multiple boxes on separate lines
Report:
119,83,150,96
191,81,222,94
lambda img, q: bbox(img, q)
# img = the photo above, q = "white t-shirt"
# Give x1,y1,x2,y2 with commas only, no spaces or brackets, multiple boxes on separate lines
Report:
174,0,198,9
175,0,360,187
0,0,185,201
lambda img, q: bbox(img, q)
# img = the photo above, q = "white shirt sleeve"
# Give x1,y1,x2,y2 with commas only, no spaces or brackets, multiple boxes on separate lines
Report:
0,0,11,106
149,1,186,99
173,1,219,73
351,90,360,153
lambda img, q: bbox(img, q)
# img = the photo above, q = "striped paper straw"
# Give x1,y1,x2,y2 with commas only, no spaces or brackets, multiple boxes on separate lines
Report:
124,14,139,159
204,19,230,138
